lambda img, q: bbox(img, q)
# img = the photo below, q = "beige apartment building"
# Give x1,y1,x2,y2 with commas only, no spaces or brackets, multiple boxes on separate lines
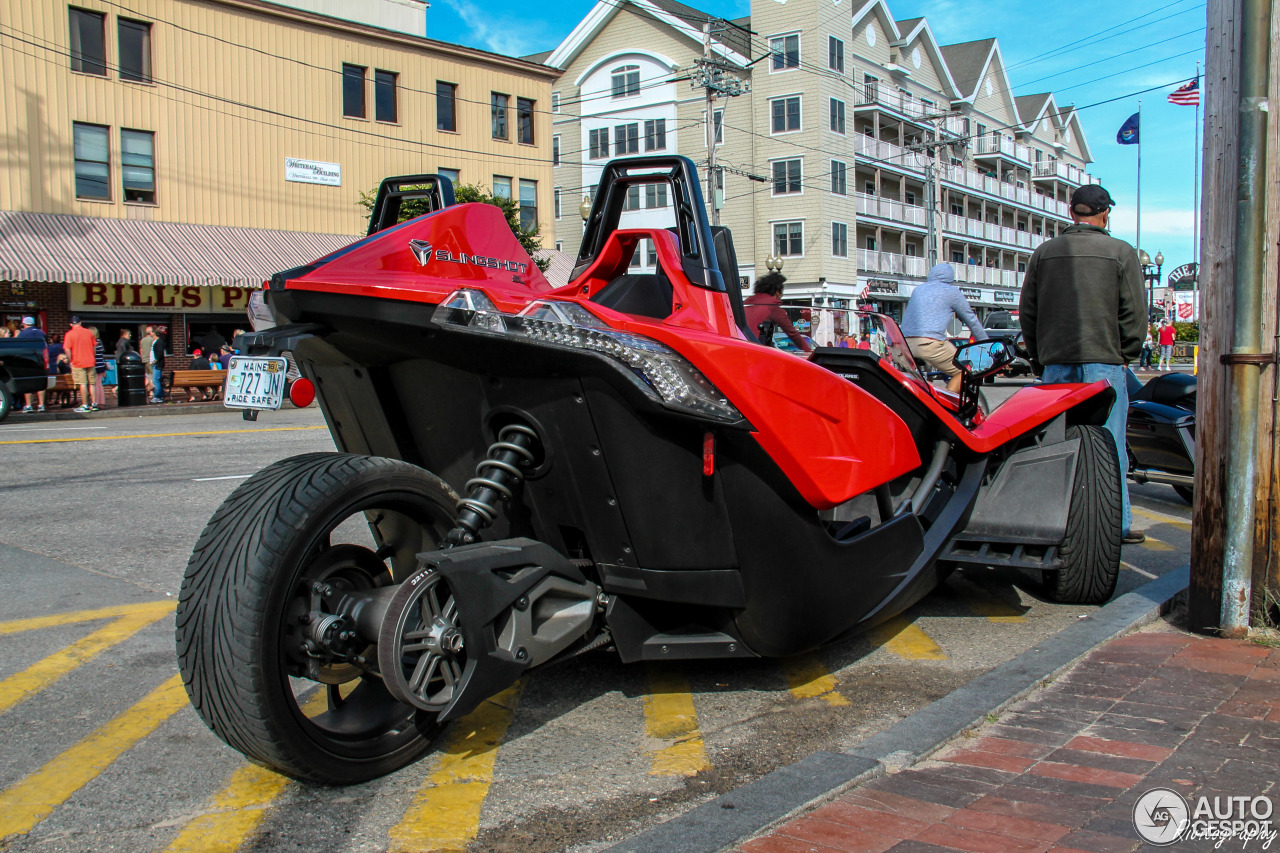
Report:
0,0,556,355
540,0,1094,325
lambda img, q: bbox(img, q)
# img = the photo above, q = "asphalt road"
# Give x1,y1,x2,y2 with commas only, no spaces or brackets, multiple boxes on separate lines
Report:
0,388,1193,853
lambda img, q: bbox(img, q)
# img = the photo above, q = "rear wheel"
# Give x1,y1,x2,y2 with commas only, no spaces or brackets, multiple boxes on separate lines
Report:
1044,425,1122,604
176,452,461,784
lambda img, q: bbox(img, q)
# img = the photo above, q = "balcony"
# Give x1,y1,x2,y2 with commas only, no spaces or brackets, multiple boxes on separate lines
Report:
1032,159,1088,186
857,249,929,277
940,165,1073,219
854,134,923,172
855,193,927,228
942,214,1045,253
854,84,927,121
972,135,1031,165
952,265,1024,288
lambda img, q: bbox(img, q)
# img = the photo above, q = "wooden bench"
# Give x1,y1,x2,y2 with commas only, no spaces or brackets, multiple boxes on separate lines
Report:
49,374,79,408
170,369,227,402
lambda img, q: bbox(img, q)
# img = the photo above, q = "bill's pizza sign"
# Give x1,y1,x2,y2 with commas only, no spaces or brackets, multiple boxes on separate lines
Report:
69,283,254,314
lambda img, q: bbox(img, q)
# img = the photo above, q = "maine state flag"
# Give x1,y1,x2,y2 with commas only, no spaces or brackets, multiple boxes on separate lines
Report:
1117,112,1140,145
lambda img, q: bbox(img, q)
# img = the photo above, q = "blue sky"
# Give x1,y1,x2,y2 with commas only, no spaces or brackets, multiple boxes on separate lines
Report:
429,0,1206,275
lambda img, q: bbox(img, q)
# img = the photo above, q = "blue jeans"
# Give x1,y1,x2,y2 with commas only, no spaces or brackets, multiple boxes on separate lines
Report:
1040,363,1131,535
152,365,164,401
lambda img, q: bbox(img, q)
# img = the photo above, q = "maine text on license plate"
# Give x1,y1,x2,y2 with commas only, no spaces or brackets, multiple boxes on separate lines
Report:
225,356,288,410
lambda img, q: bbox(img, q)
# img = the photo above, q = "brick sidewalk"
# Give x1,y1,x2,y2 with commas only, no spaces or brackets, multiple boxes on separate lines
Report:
737,627,1280,853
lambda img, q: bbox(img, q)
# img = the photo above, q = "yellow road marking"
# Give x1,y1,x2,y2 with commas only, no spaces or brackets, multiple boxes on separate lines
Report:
0,605,174,715
0,425,326,445
643,664,710,777
867,616,949,660
388,684,522,853
957,590,1027,624
1130,506,1192,532
162,764,290,853
781,654,850,706
1139,535,1175,552
0,674,189,838
0,601,174,636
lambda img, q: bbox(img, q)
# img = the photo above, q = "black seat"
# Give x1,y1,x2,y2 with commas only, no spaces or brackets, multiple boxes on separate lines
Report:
591,271,674,320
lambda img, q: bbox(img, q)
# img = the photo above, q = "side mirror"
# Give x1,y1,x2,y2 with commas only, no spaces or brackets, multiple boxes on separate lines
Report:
954,340,1013,378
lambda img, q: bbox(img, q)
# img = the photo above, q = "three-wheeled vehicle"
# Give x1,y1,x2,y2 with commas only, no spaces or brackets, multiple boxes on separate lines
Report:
177,156,1123,784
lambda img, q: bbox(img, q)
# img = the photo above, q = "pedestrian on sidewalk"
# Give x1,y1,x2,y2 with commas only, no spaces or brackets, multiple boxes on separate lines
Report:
115,329,134,362
1019,183,1146,545
16,316,47,412
149,330,167,403
1140,328,1154,370
63,316,97,412
140,325,157,397
90,326,106,409
217,343,233,370
1156,318,1176,371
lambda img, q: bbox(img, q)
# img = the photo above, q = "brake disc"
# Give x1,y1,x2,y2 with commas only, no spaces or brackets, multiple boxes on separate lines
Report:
376,566,466,711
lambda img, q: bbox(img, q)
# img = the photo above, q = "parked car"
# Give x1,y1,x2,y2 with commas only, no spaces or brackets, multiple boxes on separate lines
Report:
0,338,52,422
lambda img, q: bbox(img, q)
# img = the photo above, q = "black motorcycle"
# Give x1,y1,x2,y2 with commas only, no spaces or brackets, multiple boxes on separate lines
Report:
1125,369,1196,504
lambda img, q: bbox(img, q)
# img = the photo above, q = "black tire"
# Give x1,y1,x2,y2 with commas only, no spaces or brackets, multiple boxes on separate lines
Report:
176,452,461,784
0,384,12,423
1044,425,1122,604
1173,485,1194,505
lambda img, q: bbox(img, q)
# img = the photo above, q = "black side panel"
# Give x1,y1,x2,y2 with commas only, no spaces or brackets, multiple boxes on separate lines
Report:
956,438,1079,544
590,273,674,320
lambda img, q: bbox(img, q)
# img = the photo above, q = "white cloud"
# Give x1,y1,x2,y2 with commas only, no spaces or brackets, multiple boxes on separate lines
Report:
1108,206,1196,240
455,0,540,56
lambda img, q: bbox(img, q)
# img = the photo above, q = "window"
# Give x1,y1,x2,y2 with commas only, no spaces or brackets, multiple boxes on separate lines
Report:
519,179,537,230
899,88,913,110
864,180,875,195
121,128,155,203
493,176,512,199
517,98,535,144
644,119,667,151
905,243,917,256
829,98,845,134
770,34,799,71
438,168,460,189
905,190,916,206
589,127,609,159
613,122,638,155
491,93,509,139
773,221,803,256
630,243,643,267
342,64,366,118
976,123,987,139
951,202,963,215
709,109,724,145
865,236,876,251
828,36,844,72
73,122,110,200
832,222,848,257
952,250,964,264
118,18,151,83
611,65,639,98
554,187,562,219
69,8,106,76
772,159,801,195
863,74,879,102
646,239,658,267
830,160,847,195
552,135,561,166
623,186,641,211
1035,149,1044,162
644,183,668,208
551,91,561,113
556,241,563,252
375,70,398,123
436,82,457,132
770,97,801,133
921,99,934,114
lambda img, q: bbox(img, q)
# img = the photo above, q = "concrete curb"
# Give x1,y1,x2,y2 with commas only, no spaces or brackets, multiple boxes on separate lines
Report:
606,565,1190,853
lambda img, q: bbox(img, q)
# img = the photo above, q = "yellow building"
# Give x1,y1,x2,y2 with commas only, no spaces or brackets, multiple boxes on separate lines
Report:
0,0,557,354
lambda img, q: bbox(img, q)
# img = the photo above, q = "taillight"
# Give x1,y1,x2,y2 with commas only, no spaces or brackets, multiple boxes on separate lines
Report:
289,377,316,408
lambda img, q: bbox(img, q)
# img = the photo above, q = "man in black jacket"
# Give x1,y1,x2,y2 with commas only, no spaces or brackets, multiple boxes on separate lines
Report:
1019,184,1146,543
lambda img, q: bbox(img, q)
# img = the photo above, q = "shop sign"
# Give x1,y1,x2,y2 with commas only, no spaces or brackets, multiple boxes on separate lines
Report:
959,287,982,302
69,283,254,314
285,158,341,186
993,291,1016,304
868,279,899,294
1167,263,1197,290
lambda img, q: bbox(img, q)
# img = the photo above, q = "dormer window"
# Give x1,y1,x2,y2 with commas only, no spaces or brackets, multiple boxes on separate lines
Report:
611,65,640,98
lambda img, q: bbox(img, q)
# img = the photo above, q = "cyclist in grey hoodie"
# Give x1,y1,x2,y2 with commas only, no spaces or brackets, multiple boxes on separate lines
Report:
901,263,988,393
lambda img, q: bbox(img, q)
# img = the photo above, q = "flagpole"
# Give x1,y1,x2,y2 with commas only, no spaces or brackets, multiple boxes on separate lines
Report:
1193,63,1201,276
1136,99,1142,263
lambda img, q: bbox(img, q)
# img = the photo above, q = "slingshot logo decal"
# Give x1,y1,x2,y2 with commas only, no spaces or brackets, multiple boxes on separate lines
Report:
409,239,434,266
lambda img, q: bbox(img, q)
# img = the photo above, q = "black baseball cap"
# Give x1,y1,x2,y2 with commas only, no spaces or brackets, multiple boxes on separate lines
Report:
1071,185,1116,216
69,315,81,325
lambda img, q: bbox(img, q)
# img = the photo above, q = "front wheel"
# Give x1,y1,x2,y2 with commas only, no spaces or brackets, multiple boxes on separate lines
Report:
1043,425,1122,604
0,384,12,423
176,452,461,784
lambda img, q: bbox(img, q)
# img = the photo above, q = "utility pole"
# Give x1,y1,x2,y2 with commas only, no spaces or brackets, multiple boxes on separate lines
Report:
691,22,748,226
907,114,958,269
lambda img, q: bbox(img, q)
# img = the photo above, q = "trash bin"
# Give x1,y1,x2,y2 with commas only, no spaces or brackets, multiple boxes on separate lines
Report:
116,351,147,407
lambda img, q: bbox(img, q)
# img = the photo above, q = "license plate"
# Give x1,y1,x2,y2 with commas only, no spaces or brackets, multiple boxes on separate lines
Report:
224,356,288,410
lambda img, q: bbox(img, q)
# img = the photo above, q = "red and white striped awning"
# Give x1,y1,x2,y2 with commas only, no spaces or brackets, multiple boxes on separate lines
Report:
0,211,358,288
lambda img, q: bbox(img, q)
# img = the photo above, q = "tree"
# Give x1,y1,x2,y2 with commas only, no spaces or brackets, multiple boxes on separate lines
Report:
357,183,550,272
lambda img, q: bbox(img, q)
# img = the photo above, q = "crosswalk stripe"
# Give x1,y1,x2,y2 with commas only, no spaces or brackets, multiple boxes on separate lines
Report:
0,607,173,715
0,601,173,636
162,764,290,853
1131,506,1192,531
868,616,949,660
0,674,189,838
781,653,850,706
387,684,522,853
643,664,710,777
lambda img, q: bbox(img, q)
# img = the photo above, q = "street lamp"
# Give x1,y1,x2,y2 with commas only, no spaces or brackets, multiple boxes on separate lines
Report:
579,195,593,221
1139,250,1164,321
765,253,784,272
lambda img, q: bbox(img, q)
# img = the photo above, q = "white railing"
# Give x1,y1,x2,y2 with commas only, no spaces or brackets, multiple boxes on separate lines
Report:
983,222,1001,240
856,250,929,277
855,134,923,171
905,255,928,277
1030,234,1045,248
855,84,926,118
854,193,927,227
967,219,984,238
1015,187,1031,205
857,248,879,271
999,182,1016,201
1016,231,1032,248
1033,160,1090,186
1015,143,1031,163
945,213,966,234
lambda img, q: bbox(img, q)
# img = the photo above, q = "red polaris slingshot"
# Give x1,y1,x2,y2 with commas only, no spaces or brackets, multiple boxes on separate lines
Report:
177,156,1123,784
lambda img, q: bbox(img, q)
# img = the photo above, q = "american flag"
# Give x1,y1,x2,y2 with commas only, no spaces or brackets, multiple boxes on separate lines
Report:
1167,79,1200,106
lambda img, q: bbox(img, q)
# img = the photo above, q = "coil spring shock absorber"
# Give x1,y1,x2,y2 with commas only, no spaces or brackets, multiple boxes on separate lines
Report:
446,424,540,547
